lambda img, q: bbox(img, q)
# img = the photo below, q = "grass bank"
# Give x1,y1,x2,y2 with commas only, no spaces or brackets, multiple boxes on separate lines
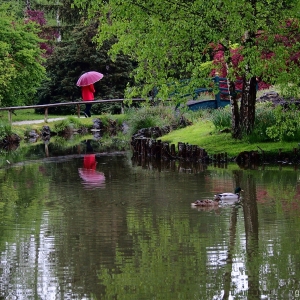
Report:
3,105,299,158
159,119,298,157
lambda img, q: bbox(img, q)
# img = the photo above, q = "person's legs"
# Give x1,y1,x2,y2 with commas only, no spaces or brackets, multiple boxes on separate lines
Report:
84,103,92,117
83,109,88,118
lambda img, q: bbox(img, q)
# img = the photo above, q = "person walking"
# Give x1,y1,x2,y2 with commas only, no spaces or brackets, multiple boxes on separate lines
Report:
81,83,95,117
77,71,103,117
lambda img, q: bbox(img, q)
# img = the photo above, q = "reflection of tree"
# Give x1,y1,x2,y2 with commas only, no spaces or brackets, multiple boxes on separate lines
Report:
243,175,260,299
3,159,300,298
0,164,48,291
222,170,260,299
222,206,239,300
41,157,233,298
97,207,226,299
221,169,243,299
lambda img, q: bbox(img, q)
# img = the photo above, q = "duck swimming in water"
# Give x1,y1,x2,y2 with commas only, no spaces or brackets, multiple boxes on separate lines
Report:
214,187,243,204
191,187,243,207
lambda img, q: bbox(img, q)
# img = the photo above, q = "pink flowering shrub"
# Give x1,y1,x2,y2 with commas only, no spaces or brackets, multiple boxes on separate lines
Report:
25,10,59,56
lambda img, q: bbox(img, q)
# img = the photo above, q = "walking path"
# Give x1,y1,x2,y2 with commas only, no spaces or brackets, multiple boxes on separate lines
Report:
12,117,86,126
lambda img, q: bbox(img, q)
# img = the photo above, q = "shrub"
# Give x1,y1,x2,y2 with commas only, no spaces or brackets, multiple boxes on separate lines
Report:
0,121,12,140
244,102,276,143
124,104,182,136
266,104,300,142
53,117,86,133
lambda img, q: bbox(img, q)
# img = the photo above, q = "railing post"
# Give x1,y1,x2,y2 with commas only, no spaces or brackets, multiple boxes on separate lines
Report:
77,104,80,118
121,102,124,114
8,110,12,124
44,107,48,123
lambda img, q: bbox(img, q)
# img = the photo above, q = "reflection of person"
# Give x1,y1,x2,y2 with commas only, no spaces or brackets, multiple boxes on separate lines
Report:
83,154,97,170
85,139,93,153
81,84,95,117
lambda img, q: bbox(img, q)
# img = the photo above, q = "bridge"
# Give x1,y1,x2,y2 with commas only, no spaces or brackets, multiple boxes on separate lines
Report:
185,76,242,111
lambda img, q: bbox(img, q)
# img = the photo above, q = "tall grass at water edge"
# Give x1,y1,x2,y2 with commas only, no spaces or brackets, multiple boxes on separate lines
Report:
0,122,12,139
124,105,186,137
4,98,300,154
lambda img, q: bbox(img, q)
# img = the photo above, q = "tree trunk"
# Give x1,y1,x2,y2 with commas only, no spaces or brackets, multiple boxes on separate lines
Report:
229,80,241,139
240,76,257,135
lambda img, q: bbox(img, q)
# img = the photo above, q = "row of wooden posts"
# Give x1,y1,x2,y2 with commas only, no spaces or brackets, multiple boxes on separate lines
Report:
131,137,300,165
131,137,229,162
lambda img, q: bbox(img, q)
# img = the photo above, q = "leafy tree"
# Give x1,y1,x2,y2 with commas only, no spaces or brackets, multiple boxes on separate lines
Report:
0,3,46,107
36,21,135,114
74,0,300,138
31,0,84,41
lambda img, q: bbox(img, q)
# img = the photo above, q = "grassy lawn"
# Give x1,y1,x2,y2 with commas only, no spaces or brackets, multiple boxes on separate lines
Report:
0,108,77,122
1,108,112,128
1,109,60,123
160,119,298,157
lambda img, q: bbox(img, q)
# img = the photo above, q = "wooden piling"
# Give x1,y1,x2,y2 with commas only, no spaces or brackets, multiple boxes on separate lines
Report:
171,144,176,157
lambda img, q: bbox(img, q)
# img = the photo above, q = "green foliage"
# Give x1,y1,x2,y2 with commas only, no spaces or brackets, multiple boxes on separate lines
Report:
210,106,232,130
0,0,24,18
93,113,125,127
244,102,277,143
73,0,300,100
183,108,207,123
53,119,73,132
0,121,12,139
67,116,82,127
124,104,181,136
132,115,157,133
266,104,300,142
37,22,135,114
209,102,300,143
53,116,86,133
0,3,46,107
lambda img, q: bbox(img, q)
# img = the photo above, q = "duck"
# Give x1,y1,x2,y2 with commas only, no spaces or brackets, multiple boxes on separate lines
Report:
191,198,221,207
214,187,243,204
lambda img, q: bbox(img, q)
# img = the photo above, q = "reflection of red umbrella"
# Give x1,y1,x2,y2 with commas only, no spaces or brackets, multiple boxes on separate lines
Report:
78,168,106,188
76,71,104,87
78,154,105,189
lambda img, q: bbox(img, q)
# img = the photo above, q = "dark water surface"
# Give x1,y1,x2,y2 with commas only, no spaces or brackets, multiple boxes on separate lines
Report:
1,148,300,299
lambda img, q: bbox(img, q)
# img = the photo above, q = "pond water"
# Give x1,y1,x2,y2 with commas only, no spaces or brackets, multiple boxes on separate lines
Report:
1,141,300,299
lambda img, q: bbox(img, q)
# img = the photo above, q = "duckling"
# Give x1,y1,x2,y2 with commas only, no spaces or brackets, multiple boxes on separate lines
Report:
214,187,243,204
191,198,220,207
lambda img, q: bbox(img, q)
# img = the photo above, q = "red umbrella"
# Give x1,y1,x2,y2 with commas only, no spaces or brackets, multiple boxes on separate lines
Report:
76,71,104,87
